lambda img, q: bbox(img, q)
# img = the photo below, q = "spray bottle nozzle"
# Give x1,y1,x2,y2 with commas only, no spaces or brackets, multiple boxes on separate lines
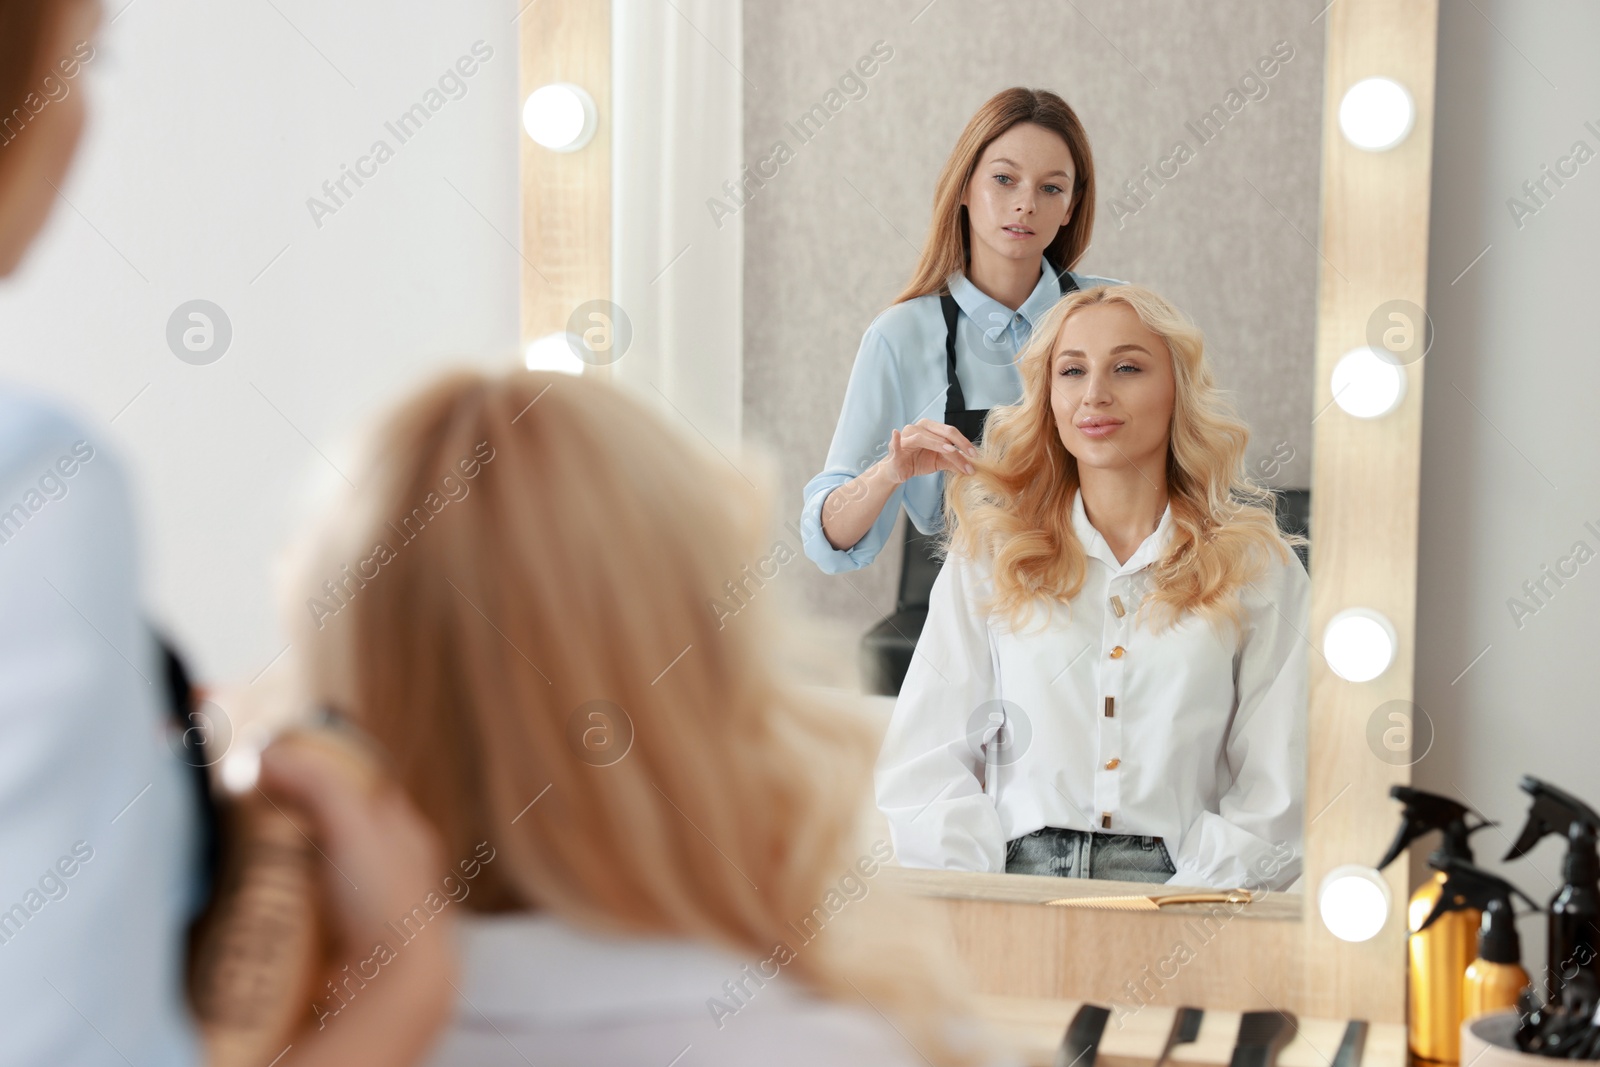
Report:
1504,776,1600,862
1417,855,1541,934
1376,785,1494,871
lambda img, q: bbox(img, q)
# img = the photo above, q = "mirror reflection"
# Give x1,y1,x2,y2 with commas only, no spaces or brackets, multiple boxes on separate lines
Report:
772,9,1325,892
869,283,1308,892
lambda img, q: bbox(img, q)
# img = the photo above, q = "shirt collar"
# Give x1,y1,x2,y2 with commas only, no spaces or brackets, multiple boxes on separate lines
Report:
946,255,1066,335
1071,487,1174,575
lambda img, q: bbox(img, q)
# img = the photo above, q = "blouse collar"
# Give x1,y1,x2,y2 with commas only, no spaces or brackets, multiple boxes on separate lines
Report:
1071,487,1174,576
946,254,1068,338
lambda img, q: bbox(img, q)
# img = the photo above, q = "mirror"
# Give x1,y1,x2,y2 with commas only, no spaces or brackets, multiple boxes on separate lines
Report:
529,0,1431,1018
743,3,1331,896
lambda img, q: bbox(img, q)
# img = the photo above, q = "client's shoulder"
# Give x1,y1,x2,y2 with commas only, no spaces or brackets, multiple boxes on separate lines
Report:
437,912,937,1065
1238,531,1311,609
938,538,1000,586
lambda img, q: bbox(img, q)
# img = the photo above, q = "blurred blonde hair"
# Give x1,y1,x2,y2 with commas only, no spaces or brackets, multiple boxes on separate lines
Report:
282,368,984,1065
944,284,1306,637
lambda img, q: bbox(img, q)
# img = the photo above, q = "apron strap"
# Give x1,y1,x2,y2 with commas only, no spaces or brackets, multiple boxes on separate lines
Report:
942,263,1082,424
940,291,965,422
1056,260,1081,294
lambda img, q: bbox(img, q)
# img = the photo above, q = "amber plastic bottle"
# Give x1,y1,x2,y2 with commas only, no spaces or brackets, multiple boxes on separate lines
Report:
1407,872,1480,1063
1462,898,1531,1021
1377,787,1496,1065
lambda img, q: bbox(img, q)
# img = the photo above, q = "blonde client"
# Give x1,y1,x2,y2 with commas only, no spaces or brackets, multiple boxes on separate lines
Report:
875,284,1308,891
280,371,995,1066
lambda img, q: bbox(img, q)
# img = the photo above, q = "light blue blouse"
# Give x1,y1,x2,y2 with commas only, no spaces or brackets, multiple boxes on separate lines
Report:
0,386,202,1065
801,257,1124,574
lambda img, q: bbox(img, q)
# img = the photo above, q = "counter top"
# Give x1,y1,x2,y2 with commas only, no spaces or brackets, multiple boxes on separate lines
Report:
976,997,1405,1067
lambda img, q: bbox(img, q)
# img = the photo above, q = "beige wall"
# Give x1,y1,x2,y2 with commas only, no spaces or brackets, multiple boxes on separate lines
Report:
742,0,1327,633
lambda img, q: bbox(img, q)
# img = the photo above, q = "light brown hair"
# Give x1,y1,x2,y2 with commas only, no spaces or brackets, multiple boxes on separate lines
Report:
894,86,1097,305
285,369,986,1065
0,0,65,169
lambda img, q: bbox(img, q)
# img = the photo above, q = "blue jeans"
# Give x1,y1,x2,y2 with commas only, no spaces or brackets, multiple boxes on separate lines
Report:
1004,827,1176,882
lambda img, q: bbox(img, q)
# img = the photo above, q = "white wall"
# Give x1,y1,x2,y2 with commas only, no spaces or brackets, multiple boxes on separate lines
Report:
0,2,521,681
1416,0,1600,980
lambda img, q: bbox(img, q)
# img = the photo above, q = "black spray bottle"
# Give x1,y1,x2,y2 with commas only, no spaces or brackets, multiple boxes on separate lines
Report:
1504,777,1600,1003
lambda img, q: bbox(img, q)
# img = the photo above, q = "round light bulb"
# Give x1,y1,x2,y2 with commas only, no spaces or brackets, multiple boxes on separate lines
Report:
1339,77,1414,151
1331,347,1406,418
1319,865,1392,942
1323,608,1398,683
219,741,262,795
524,332,585,375
522,83,597,152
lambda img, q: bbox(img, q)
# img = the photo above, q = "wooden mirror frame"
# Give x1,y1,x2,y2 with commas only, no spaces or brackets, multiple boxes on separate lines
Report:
519,0,1439,1025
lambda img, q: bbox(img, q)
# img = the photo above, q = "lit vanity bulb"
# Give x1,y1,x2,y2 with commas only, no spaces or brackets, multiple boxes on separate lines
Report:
524,333,586,375
1323,608,1398,683
1339,77,1414,151
523,83,598,152
1331,347,1406,418
219,739,263,795
1319,865,1392,942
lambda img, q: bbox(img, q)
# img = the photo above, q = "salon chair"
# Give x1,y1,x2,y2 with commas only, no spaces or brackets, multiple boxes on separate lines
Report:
858,489,1312,696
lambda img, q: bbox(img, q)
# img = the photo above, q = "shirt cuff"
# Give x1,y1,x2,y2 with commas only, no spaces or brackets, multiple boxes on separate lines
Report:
800,480,882,574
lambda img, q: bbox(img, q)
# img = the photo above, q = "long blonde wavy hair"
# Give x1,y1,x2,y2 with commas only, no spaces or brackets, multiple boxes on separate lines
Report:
281,369,984,1065
944,284,1306,638
893,86,1097,306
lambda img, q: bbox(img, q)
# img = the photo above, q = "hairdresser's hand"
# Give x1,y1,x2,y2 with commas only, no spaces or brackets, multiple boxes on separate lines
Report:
259,733,448,953
259,733,457,1067
883,419,978,483
822,421,980,551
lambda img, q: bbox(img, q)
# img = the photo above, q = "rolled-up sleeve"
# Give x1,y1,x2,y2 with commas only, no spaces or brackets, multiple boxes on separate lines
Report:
874,550,1006,871
800,326,930,574
1168,549,1310,891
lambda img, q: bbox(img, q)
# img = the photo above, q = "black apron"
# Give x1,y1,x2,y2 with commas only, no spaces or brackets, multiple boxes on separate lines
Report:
871,264,1084,697
939,262,1080,445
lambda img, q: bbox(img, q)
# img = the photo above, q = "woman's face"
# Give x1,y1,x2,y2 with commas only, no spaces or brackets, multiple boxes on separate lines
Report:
961,122,1075,267
0,0,101,277
1049,303,1176,474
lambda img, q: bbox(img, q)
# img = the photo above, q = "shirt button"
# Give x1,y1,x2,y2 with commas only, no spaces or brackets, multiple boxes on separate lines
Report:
1110,646,1125,659
1105,758,1121,770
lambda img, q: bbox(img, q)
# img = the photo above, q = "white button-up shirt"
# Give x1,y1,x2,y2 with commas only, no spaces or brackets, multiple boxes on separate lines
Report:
874,489,1309,891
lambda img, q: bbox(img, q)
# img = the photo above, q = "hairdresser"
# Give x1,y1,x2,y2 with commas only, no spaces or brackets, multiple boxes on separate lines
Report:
802,87,1122,574
0,0,453,1062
